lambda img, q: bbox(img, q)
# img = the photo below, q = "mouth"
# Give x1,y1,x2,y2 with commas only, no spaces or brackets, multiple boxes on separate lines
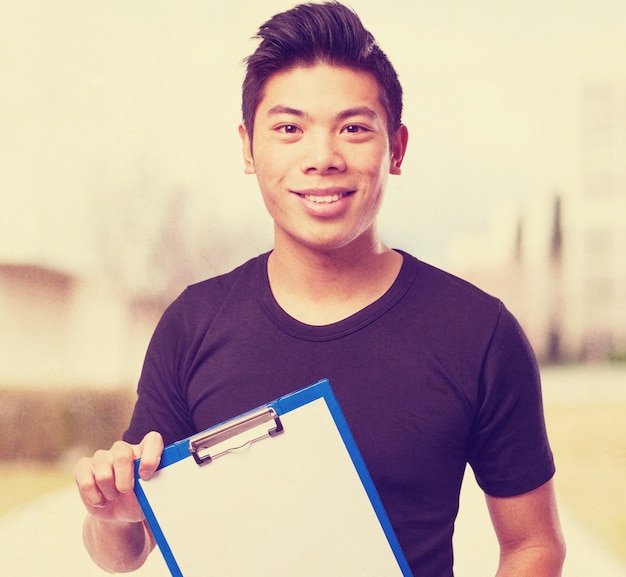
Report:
295,188,354,204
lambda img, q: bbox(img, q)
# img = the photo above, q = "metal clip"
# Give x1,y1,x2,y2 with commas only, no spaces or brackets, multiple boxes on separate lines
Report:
189,407,283,465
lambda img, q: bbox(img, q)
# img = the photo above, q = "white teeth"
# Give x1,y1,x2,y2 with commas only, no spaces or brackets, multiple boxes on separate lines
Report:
305,193,342,203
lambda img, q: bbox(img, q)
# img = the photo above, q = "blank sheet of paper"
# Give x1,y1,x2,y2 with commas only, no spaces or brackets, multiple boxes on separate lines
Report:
137,396,408,577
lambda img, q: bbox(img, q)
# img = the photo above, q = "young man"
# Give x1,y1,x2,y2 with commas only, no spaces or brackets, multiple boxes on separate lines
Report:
75,3,565,575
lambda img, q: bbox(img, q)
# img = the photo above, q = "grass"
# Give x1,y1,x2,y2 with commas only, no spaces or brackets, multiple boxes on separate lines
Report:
0,462,73,516
544,397,626,562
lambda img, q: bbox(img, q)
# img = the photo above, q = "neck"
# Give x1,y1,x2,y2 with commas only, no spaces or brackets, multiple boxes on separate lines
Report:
267,232,403,325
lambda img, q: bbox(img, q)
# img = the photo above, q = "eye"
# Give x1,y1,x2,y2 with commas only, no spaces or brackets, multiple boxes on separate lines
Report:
278,124,301,134
342,124,368,134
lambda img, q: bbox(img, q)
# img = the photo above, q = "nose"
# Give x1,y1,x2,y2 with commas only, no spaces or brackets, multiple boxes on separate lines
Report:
301,131,346,174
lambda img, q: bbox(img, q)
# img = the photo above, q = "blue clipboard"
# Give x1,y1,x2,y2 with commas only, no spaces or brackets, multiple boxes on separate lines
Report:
134,379,413,577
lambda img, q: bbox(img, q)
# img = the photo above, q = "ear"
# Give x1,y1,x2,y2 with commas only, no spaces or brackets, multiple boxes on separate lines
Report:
389,124,409,175
238,123,256,174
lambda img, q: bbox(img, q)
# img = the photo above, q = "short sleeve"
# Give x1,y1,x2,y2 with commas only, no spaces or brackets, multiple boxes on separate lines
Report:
122,294,196,446
467,305,555,497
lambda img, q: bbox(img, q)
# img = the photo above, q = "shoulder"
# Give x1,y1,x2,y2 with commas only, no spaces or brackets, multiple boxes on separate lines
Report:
182,254,262,302
413,256,497,303
401,252,504,328
396,252,534,384
154,253,266,338
178,252,266,307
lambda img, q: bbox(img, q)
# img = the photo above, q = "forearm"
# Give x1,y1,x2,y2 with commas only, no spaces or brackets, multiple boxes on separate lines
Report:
83,514,154,573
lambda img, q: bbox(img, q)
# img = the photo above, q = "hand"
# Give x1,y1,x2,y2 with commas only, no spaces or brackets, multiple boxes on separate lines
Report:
74,431,164,524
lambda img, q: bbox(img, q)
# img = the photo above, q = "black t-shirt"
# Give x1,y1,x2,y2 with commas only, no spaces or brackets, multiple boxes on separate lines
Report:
125,251,555,576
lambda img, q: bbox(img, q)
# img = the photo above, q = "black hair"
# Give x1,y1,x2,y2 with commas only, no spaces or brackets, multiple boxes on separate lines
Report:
242,1,403,145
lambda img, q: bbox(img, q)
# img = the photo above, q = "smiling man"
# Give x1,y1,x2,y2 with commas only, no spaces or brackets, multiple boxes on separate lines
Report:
240,63,407,325
75,3,565,576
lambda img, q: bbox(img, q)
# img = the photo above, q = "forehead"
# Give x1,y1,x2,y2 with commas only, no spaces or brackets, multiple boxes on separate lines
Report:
256,64,383,117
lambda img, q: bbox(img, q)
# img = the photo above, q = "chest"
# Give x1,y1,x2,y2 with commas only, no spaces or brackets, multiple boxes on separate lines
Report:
184,322,477,498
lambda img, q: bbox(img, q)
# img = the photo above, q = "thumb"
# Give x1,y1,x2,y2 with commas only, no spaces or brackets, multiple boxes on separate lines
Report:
136,431,164,481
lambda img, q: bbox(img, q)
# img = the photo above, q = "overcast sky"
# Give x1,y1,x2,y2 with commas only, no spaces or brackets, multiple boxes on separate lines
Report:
1,0,625,285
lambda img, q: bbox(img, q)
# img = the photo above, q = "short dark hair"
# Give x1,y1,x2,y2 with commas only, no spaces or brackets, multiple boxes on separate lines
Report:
242,1,403,146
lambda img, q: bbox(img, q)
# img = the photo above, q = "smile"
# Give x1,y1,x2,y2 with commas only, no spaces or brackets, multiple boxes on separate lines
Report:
304,193,345,204
296,189,353,204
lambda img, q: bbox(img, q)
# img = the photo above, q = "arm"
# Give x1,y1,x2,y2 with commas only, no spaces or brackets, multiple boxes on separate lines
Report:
74,431,164,573
486,479,566,577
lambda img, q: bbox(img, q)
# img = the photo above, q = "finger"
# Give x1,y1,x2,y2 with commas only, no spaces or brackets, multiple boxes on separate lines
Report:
90,449,120,502
110,440,137,494
137,431,164,480
74,456,107,508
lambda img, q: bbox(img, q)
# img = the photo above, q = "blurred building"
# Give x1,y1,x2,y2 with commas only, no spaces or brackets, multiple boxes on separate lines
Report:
569,82,626,360
0,262,157,390
451,82,626,362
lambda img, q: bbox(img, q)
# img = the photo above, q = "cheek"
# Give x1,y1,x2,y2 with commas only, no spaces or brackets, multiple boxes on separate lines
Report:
252,165,278,200
355,146,391,177
254,151,291,185
361,161,391,193
255,166,287,215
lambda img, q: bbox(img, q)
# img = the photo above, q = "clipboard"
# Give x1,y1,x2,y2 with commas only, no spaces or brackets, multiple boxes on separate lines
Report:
134,379,413,577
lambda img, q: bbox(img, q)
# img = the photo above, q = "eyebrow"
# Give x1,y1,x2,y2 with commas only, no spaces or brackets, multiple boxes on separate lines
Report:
336,106,380,122
267,105,310,119
266,105,380,122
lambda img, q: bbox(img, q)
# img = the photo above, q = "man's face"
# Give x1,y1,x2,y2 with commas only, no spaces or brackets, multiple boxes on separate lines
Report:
239,63,406,254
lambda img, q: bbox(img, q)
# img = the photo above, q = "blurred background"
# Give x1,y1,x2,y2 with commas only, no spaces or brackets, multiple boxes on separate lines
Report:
1,0,625,575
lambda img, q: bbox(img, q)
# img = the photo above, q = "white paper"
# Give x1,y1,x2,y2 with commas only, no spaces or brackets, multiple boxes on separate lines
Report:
139,397,405,577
